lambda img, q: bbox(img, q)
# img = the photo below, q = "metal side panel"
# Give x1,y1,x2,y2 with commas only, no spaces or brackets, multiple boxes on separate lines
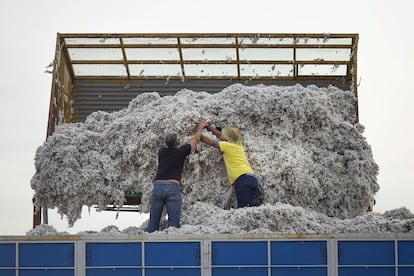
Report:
72,78,350,122
2,234,413,276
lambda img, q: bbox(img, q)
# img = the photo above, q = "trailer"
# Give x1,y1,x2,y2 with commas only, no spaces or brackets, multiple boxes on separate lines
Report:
1,233,414,276
34,33,360,226
20,33,414,276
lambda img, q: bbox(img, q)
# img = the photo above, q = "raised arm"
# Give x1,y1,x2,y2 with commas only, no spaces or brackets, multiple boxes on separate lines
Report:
200,134,220,148
206,125,225,140
188,119,208,153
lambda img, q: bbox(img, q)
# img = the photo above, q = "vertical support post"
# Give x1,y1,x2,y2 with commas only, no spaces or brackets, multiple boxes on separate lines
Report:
142,241,146,276
293,35,298,79
235,37,241,79
327,239,338,276
177,37,186,81
351,34,359,123
267,240,271,276
32,198,41,229
201,240,211,276
395,240,399,276
42,208,48,225
74,241,85,276
15,242,19,276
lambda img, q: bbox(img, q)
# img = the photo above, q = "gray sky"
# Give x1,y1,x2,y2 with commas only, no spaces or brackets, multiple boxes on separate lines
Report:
1,0,413,235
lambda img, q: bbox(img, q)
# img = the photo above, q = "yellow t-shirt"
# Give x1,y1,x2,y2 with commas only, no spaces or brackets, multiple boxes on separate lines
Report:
219,141,254,186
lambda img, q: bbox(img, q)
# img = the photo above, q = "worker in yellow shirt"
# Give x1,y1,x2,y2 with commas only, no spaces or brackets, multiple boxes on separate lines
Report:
201,125,259,208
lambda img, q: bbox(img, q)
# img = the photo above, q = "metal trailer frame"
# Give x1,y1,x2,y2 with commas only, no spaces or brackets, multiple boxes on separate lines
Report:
1,233,413,276
34,33,359,227
47,33,358,130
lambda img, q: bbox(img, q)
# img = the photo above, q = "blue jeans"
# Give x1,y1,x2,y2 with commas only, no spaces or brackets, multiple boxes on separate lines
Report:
234,174,259,208
147,182,182,233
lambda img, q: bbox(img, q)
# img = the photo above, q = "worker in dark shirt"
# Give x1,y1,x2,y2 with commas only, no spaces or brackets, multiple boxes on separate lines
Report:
146,119,207,232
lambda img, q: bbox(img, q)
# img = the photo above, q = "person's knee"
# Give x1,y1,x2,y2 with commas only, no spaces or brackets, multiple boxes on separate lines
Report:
166,198,181,228
167,211,181,228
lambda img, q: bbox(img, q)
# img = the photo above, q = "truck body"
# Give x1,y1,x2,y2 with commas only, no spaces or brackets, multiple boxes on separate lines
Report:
20,34,414,276
1,233,414,276
36,33,360,225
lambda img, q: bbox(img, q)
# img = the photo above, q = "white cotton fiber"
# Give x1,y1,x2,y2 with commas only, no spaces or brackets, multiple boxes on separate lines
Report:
31,84,381,230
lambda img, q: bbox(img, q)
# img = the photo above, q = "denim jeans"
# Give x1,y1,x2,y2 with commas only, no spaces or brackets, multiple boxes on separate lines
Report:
234,174,259,208
147,182,182,232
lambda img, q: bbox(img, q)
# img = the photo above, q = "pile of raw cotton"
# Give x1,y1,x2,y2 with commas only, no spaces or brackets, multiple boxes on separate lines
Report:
31,83,380,230
27,206,414,235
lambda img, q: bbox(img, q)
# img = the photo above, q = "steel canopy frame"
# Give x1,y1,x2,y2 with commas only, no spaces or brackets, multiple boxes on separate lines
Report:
47,32,359,132
35,33,359,228
59,33,358,82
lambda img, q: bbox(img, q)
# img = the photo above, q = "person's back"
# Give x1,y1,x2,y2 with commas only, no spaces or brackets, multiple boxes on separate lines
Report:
219,141,254,186
154,144,191,183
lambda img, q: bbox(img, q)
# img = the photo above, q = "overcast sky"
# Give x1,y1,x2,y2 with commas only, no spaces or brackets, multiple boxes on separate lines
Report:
1,0,413,235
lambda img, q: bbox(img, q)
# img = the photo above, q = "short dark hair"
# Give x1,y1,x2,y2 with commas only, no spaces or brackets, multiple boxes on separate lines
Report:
165,133,178,148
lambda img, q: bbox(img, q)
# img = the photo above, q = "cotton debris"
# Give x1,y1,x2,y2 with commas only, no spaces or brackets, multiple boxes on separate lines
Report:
27,206,414,236
31,83,380,230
